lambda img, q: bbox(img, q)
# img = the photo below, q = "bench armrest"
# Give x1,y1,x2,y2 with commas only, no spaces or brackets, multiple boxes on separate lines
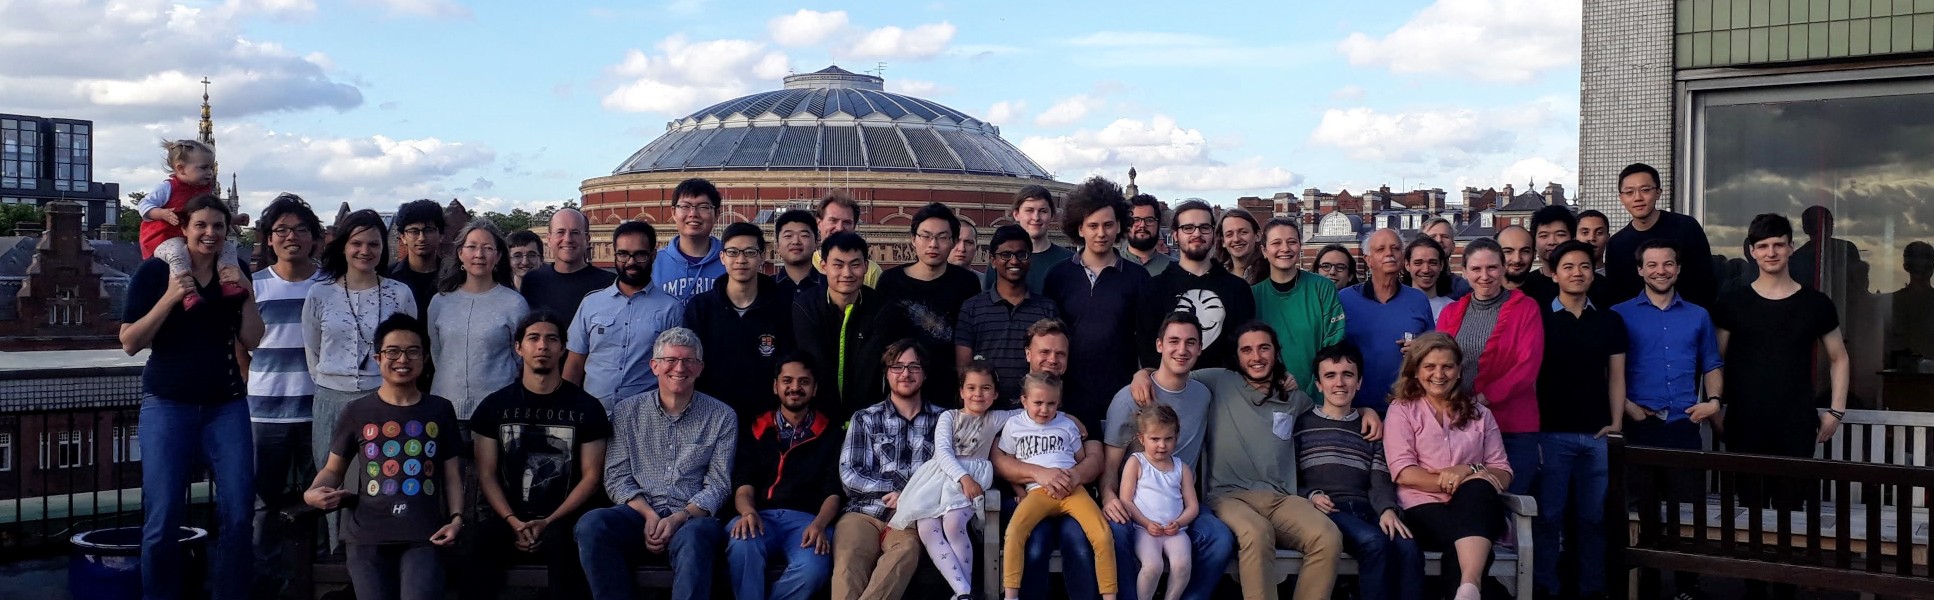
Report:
1502,493,1537,517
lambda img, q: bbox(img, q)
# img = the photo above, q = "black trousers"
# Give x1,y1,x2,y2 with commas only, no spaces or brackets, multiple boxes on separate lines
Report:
1404,481,1506,587
456,510,591,600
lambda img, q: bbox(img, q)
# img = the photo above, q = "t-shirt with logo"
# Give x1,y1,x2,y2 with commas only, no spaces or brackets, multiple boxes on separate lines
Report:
875,264,981,407
330,392,465,545
1153,263,1257,370
469,380,612,518
998,412,1085,491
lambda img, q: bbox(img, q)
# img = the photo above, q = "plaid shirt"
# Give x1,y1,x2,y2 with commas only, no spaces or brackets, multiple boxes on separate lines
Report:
839,399,943,519
604,390,738,516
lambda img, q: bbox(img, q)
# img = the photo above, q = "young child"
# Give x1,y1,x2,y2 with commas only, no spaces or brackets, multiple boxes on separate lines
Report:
304,314,465,600
1118,404,1198,600
138,139,244,309
999,371,1118,600
890,362,1014,600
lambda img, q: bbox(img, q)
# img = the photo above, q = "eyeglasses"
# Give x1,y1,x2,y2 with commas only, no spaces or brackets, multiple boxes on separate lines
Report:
673,203,715,214
1317,262,1352,273
721,247,762,259
1619,186,1659,197
887,363,925,374
992,251,1030,262
914,232,954,245
1175,224,1214,235
613,249,650,263
459,244,498,254
400,226,440,238
378,347,424,360
270,226,312,239
1129,217,1161,227
654,357,704,368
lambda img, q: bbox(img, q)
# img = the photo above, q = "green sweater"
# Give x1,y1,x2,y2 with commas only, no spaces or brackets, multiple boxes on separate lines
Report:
1251,270,1347,390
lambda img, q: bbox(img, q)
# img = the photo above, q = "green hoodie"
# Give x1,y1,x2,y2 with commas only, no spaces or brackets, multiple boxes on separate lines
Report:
1251,269,1347,390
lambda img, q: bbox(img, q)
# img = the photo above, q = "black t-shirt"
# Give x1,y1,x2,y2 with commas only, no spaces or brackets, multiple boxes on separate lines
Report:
875,264,981,406
519,263,616,327
1714,285,1840,433
1152,263,1258,369
387,260,439,318
330,393,465,544
469,380,612,518
1606,212,1718,308
1536,304,1629,433
122,258,247,403
1518,271,1560,306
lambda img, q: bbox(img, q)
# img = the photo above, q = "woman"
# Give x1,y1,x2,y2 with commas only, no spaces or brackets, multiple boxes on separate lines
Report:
1382,332,1512,600
1315,244,1359,289
1216,208,1266,284
428,220,528,420
1403,236,1455,321
120,194,264,600
302,209,418,502
1433,238,1542,494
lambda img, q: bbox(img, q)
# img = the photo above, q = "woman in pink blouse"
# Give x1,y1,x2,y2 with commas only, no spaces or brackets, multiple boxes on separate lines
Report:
1383,332,1513,600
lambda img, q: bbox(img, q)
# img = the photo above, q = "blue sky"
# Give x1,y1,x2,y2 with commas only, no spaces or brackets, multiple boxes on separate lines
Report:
0,0,1583,218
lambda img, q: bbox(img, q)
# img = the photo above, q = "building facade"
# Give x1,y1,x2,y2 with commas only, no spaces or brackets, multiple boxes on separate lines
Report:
0,115,120,232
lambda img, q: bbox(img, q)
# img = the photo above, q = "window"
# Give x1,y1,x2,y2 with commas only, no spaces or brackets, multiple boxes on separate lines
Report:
112,427,139,463
0,433,12,472
39,430,93,469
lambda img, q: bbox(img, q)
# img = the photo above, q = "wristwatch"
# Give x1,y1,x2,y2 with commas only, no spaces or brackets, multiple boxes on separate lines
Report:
1706,395,1722,405
1468,464,1485,474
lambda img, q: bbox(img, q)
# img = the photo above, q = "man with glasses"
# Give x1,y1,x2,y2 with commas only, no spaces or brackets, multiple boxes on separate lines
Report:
247,193,327,598
653,178,727,306
575,327,735,600
955,225,1060,402
877,202,981,405
1125,193,1173,277
390,199,447,317
985,185,1075,293
521,208,615,326
564,221,683,411
834,339,943,600
684,222,793,420
507,229,543,291
1154,200,1255,369
1606,163,1718,307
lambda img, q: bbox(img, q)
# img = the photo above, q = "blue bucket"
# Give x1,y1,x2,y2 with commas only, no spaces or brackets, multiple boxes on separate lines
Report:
68,526,207,600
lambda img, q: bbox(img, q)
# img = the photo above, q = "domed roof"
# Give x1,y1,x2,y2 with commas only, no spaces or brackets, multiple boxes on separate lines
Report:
612,66,1053,180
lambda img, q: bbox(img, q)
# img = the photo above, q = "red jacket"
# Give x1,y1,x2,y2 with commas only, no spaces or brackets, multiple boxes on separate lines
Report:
139,176,216,259
1436,289,1545,434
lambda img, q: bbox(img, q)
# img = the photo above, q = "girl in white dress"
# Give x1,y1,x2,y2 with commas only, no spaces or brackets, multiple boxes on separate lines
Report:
1119,404,1198,600
889,362,1012,600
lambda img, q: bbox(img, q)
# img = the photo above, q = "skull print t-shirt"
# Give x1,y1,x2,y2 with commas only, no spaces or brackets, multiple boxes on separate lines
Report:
330,392,465,545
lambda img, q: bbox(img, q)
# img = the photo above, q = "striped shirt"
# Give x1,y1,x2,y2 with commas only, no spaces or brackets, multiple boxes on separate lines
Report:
839,399,943,519
1293,408,1401,516
248,267,325,423
952,288,1059,402
603,390,738,516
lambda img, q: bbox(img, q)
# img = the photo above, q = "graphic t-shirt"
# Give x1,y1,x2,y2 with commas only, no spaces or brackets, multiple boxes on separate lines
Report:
469,381,612,518
330,393,464,545
998,412,1084,491
875,264,981,405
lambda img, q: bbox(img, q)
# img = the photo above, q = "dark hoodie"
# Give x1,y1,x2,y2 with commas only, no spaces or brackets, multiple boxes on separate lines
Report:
684,274,793,420
791,286,908,423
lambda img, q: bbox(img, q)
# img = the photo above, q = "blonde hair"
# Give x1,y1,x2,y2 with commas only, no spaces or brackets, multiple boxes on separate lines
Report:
1133,404,1180,435
162,139,214,168
1020,371,1062,398
1390,332,1478,428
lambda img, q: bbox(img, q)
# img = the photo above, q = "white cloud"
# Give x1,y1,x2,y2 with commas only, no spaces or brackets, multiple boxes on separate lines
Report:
843,22,956,60
1034,94,1102,128
1450,157,1578,193
1331,85,1366,101
1019,115,1299,194
984,101,1027,125
1307,107,1516,164
1337,0,1581,83
768,9,850,46
354,0,471,19
885,79,952,96
600,35,792,116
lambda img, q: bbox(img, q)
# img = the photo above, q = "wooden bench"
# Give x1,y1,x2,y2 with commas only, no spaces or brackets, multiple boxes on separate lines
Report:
980,488,1537,598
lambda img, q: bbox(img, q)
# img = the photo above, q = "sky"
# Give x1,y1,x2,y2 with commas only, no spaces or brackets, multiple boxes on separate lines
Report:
0,0,1585,219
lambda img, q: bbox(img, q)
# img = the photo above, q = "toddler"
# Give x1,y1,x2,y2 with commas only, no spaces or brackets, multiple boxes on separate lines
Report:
890,362,1012,600
999,371,1117,600
138,139,244,309
1119,405,1198,600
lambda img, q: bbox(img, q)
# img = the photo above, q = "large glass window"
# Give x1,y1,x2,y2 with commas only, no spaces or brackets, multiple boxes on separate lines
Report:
1692,74,1934,411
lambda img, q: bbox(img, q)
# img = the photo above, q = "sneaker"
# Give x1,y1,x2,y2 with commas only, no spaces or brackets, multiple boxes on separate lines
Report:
220,280,248,299
1454,582,1482,600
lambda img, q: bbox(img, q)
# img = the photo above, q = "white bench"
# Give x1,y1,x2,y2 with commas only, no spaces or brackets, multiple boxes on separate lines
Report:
980,489,1537,598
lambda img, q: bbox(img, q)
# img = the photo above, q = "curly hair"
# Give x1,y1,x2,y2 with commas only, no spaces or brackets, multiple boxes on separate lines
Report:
1390,332,1477,428
1058,176,1128,246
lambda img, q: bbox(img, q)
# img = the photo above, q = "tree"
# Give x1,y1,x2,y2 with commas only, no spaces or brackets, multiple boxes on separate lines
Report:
479,200,579,234
117,192,144,243
529,200,578,231
0,203,42,237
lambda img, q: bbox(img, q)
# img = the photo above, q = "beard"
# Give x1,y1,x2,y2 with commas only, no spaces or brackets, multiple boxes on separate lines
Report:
1182,245,1212,262
1504,267,1529,284
1127,233,1158,252
617,264,651,287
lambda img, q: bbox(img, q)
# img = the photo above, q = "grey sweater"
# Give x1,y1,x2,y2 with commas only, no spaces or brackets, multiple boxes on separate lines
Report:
427,284,528,419
1455,290,1505,396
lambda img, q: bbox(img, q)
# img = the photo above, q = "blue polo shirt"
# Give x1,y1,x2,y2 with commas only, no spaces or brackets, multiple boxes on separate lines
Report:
567,283,684,409
1611,293,1722,422
1337,282,1435,413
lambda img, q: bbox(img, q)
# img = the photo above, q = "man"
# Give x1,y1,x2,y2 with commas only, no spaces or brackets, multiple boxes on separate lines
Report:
992,319,1108,600
246,193,326,598
389,199,446,317
1337,228,1434,414
1098,313,1237,600
522,208,616,326
1605,163,1718,307
810,193,883,288
984,185,1076,292
955,225,1060,402
950,221,981,275
1153,200,1254,369
772,209,825,301
575,328,733,600
1533,240,1627,600
1518,206,1576,305
652,178,726,305
1497,224,1539,295
1253,217,1346,391
508,229,544,291
727,355,843,600
877,202,981,405
1042,176,1160,430
684,222,792,420
1715,214,1851,458
1421,217,1473,299
466,311,611,600
1124,193,1174,277
792,232,907,422
564,221,683,410
1574,210,1612,270
835,340,943,600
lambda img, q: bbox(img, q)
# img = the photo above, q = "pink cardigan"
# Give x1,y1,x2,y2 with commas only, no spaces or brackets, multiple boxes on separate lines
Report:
1383,399,1512,508
1436,290,1544,434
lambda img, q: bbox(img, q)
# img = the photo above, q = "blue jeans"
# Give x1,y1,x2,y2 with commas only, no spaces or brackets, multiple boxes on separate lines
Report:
1011,496,1098,599
141,395,255,600
1500,432,1541,496
1327,499,1423,600
726,509,834,600
1108,511,1235,600
575,505,724,600
1534,432,1609,596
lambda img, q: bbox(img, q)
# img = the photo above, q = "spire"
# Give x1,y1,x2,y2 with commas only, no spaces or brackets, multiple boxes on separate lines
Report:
198,77,215,147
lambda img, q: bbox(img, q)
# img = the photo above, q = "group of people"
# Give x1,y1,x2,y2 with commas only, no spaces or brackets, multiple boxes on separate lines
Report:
121,139,1849,600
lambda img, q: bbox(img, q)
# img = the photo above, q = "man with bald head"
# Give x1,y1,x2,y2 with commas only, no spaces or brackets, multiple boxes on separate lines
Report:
1337,229,1434,412
521,208,616,326
1497,225,1536,293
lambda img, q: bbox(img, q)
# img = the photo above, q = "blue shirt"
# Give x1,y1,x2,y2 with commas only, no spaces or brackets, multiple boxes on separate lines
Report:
1611,293,1722,421
651,237,724,306
567,283,684,409
1337,282,1435,413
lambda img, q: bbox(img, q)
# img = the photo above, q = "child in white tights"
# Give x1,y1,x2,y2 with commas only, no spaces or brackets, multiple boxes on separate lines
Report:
888,363,1010,600
1119,404,1198,600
